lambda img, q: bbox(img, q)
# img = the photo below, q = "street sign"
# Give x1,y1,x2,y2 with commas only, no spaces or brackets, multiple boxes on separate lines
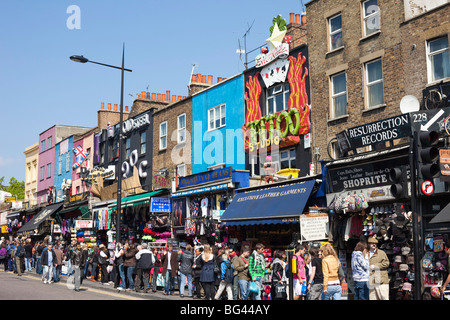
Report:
411,106,450,135
421,180,434,195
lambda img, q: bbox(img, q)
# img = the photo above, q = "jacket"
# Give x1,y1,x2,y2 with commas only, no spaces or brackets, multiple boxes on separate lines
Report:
232,254,250,281
322,254,340,291
54,249,64,266
199,254,216,283
162,250,179,277
123,248,138,267
136,249,153,269
41,249,57,266
192,254,203,278
248,250,265,280
351,251,369,282
369,248,390,285
0,247,7,258
178,250,194,275
271,258,286,284
71,249,87,267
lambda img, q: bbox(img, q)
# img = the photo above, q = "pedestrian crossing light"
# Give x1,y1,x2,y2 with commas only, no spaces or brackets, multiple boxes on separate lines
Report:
389,166,408,199
417,130,440,182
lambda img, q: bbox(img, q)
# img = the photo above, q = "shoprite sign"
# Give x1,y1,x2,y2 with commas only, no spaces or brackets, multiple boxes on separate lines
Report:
337,114,411,152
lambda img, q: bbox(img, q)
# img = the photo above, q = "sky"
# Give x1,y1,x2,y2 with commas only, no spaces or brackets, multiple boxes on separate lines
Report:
0,0,307,184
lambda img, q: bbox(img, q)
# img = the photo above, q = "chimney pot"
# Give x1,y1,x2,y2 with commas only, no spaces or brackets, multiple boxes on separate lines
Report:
196,74,202,83
162,94,166,101
101,102,105,109
201,75,206,83
178,96,182,101
166,90,171,101
157,93,161,101
290,13,295,24
301,15,306,25
108,103,111,110
172,94,176,102
141,91,145,98
146,92,150,99
207,75,213,85
125,106,129,112
296,14,300,25
114,104,118,111
191,74,196,83
152,93,156,100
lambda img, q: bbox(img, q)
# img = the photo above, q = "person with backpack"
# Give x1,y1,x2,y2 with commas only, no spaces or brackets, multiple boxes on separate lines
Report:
214,253,234,300
271,250,288,300
15,240,25,276
248,243,266,300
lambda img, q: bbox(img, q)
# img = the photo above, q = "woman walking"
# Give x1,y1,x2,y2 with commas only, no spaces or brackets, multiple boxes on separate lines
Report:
198,244,217,300
123,243,138,291
321,244,342,300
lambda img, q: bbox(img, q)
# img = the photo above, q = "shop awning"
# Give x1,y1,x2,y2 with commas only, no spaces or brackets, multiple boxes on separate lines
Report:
108,190,164,210
221,180,316,226
6,210,25,219
17,203,63,233
430,202,450,224
57,205,90,219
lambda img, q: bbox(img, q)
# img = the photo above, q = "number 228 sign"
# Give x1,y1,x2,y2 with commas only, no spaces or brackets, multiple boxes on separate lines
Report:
421,180,434,195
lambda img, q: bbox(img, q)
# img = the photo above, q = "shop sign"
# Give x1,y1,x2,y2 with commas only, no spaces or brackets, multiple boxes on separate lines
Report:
172,183,229,198
64,191,89,205
1,225,8,233
328,157,408,193
150,198,171,213
338,114,411,151
4,196,16,203
212,209,225,220
423,272,442,287
122,113,150,134
179,167,232,188
255,43,289,67
75,220,93,229
11,201,22,209
299,213,329,241
153,173,171,190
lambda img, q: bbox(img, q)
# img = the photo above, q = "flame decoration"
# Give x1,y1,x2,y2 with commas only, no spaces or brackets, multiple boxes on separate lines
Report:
287,53,310,135
244,72,262,124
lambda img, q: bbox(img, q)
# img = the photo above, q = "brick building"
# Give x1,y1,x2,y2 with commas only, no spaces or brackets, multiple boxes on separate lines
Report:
306,0,407,165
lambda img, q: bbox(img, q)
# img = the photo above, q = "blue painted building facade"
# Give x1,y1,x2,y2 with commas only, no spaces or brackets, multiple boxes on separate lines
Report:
191,73,246,174
54,136,73,203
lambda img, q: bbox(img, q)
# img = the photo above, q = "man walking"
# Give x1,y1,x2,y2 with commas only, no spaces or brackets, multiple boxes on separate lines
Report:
248,243,266,300
71,242,87,292
161,243,179,295
15,240,25,276
135,243,153,293
41,243,57,284
368,237,390,300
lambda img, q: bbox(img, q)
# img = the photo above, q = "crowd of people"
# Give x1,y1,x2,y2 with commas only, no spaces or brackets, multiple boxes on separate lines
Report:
2,234,449,300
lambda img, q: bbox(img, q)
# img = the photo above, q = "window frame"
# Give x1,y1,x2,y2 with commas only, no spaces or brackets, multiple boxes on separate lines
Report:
159,121,168,150
362,0,380,37
266,83,290,115
177,113,186,144
177,163,186,177
46,163,51,179
427,36,450,84
47,136,52,149
140,131,146,155
364,58,384,108
125,137,131,158
40,166,45,181
328,13,343,51
41,140,46,152
330,72,348,118
66,152,70,172
208,104,226,131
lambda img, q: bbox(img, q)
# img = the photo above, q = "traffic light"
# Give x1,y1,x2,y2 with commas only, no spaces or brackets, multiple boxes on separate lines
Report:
389,166,408,199
417,130,440,182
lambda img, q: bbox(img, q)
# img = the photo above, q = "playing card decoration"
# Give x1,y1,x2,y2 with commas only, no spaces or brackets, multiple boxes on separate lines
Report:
261,57,290,88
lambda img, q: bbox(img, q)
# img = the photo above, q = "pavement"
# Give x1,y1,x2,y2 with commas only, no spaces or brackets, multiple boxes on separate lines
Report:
22,270,188,300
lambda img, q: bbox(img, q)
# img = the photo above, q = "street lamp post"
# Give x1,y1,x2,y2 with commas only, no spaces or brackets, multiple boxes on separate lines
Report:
70,45,132,243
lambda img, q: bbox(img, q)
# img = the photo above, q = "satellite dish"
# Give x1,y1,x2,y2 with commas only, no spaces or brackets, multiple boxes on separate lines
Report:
400,95,420,114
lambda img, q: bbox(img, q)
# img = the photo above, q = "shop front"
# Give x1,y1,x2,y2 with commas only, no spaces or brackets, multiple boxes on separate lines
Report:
17,202,63,237
171,166,249,245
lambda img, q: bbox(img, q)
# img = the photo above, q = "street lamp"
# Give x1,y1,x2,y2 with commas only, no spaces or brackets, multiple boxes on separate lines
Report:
70,45,132,243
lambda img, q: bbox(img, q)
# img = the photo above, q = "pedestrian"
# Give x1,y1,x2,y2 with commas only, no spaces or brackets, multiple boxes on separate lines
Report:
233,246,251,300
98,244,110,285
41,243,57,284
161,243,179,295
198,244,216,300
24,239,33,272
271,250,287,300
135,243,153,293
351,241,370,300
114,242,126,291
440,243,450,296
70,242,87,292
0,243,7,272
90,246,99,282
248,243,266,300
368,237,389,300
229,248,240,300
292,244,307,300
123,242,138,291
53,245,64,282
192,246,204,299
214,253,234,300
15,241,25,276
321,243,342,300
307,247,324,300
81,243,89,279
150,247,161,293
178,244,194,298
35,241,44,275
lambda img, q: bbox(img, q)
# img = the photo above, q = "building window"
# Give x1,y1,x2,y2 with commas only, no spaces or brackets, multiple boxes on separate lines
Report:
58,154,62,175
279,148,297,170
427,37,450,83
208,104,226,131
41,140,46,152
48,136,53,149
46,163,51,179
365,59,384,108
40,166,45,181
160,121,167,150
362,0,380,36
66,152,70,172
177,163,186,177
329,13,343,51
100,143,105,164
178,114,186,143
267,83,290,115
140,131,146,154
331,72,347,118
125,138,131,158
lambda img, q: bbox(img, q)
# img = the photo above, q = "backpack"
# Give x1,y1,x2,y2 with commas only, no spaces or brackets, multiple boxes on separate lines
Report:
224,261,234,283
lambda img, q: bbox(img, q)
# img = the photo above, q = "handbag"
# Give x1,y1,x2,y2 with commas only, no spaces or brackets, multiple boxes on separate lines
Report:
249,281,259,294
338,263,345,282
274,281,287,299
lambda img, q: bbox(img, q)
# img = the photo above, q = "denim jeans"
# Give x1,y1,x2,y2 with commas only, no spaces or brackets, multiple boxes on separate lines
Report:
36,257,42,274
323,284,341,300
238,279,249,300
354,281,369,300
179,272,193,296
118,264,126,289
53,265,62,282
164,270,175,294
24,258,32,271
127,266,136,289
